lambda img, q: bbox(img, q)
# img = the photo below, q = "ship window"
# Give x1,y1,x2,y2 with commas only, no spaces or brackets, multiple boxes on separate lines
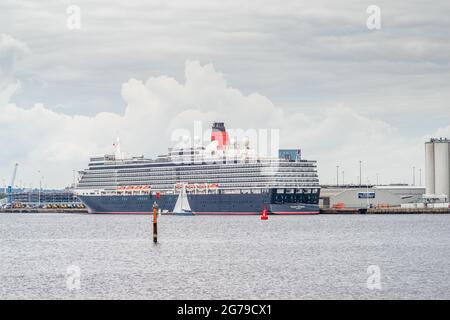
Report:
276,189,284,194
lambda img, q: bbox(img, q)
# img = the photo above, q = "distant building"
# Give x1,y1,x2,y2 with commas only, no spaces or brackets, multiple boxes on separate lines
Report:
8,190,80,205
425,138,450,199
320,185,425,208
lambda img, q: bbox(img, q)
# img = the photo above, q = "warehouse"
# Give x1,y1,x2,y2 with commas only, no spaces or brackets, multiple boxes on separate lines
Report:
1,189,82,209
320,186,425,209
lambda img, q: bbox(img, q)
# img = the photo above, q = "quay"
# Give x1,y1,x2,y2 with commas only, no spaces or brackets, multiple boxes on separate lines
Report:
320,207,450,214
1,208,449,214
0,208,88,214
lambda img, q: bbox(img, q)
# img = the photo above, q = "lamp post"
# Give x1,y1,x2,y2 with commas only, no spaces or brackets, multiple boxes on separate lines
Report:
38,171,41,207
359,160,362,187
366,179,370,209
38,171,43,208
336,165,339,186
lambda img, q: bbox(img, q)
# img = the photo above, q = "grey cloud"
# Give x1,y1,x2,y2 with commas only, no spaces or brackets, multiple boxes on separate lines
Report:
1,0,449,185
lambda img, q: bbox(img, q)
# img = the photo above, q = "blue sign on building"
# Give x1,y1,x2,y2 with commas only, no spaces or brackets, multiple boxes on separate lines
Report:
358,192,375,199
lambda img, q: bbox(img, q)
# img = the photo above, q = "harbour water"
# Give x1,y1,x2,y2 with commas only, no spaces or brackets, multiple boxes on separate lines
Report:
1,213,449,299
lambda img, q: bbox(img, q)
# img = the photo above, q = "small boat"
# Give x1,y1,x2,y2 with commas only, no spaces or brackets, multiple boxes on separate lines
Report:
173,183,193,215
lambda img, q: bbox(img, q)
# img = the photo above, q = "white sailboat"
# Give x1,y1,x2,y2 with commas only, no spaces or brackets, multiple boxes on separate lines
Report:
173,183,193,215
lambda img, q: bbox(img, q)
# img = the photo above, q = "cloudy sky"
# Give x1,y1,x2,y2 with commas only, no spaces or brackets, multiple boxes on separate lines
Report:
1,0,449,188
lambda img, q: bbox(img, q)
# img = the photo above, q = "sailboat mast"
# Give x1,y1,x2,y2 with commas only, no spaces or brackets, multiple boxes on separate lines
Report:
181,183,185,208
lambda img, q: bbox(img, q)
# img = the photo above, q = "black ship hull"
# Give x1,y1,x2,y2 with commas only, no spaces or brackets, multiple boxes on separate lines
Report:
78,192,320,215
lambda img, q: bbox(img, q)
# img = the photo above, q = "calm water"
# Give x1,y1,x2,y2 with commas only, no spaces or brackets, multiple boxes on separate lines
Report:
0,213,449,299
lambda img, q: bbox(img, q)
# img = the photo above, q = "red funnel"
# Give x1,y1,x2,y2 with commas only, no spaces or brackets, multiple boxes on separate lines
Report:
211,122,229,149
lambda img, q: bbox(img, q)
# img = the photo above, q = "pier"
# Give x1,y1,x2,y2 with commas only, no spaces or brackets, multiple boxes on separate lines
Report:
320,207,450,214
0,208,88,214
1,208,449,214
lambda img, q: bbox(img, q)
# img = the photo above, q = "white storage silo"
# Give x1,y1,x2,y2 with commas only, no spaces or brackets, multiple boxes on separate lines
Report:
425,138,450,199
425,142,435,194
434,140,450,198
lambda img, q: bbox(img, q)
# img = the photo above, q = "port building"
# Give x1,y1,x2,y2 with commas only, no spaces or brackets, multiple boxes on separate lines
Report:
320,185,425,209
425,138,450,200
2,189,81,208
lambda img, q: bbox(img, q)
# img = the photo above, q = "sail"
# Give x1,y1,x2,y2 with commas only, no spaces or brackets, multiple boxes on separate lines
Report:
173,192,183,213
173,183,192,213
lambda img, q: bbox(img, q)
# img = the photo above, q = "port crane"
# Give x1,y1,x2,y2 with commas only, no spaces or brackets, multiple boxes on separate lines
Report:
7,163,18,204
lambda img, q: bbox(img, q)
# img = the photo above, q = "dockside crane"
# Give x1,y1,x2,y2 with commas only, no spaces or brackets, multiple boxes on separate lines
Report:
7,163,18,204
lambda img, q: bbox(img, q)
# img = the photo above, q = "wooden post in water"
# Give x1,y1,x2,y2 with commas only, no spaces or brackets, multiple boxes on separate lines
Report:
152,201,158,243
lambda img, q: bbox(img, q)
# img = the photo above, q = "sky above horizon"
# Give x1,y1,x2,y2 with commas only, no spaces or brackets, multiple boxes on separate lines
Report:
1,0,450,188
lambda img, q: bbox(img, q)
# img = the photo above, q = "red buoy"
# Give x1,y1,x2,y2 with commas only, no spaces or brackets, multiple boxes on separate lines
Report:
260,208,268,220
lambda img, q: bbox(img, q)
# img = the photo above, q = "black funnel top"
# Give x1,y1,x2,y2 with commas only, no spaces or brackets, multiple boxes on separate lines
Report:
212,122,226,132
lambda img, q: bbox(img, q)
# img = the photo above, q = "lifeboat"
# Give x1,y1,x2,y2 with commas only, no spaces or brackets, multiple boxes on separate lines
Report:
175,183,183,190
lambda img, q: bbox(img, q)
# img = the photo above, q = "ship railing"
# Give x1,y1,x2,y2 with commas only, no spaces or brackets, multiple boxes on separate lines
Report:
76,185,321,196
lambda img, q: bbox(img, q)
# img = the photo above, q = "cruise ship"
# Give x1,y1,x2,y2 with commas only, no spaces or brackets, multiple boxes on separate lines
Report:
75,122,320,215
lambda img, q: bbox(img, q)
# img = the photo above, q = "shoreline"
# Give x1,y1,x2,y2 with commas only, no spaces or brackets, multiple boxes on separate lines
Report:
320,207,450,214
1,208,449,214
